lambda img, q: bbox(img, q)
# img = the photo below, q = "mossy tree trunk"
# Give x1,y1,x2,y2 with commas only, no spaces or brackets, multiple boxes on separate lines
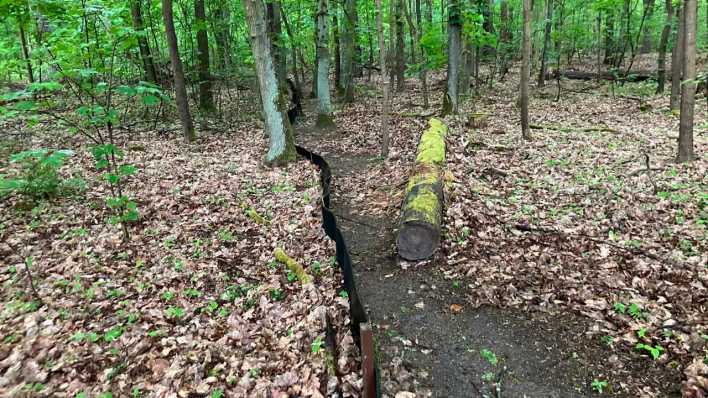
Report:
397,118,448,261
242,0,297,165
195,0,214,112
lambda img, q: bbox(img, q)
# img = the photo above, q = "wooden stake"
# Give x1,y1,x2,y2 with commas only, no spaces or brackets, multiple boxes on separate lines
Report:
360,323,376,398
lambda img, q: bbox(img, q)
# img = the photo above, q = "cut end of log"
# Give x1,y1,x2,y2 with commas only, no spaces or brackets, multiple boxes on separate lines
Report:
397,221,440,261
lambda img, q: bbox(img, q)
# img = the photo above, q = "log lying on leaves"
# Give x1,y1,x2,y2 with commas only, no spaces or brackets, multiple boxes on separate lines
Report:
274,248,312,284
396,118,448,261
546,69,658,82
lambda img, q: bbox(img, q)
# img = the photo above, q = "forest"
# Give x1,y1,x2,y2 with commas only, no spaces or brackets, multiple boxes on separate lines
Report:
0,0,706,396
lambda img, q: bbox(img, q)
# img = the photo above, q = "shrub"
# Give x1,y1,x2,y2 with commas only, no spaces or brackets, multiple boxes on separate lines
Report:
0,149,83,201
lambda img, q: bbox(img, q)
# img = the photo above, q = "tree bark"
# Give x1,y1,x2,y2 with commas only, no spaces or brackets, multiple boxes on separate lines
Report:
162,0,195,142
195,0,214,112
341,0,356,102
267,1,286,83
656,0,672,93
131,0,157,83
212,4,232,71
604,12,615,64
375,0,391,157
538,0,553,87
316,0,335,128
395,0,406,91
639,0,656,53
442,0,461,115
671,3,684,111
18,20,34,84
332,0,342,90
242,0,297,164
521,0,532,140
678,0,696,162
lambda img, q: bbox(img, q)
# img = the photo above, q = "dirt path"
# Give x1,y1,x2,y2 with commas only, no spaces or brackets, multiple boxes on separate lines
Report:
294,108,681,397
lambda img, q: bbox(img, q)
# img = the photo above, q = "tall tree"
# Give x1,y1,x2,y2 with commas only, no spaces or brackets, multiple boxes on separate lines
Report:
161,0,195,142
442,0,461,115
521,0,532,140
332,0,342,90
18,18,33,84
656,0,672,93
678,0,696,162
341,0,356,101
212,4,233,71
316,0,335,128
267,1,286,83
395,0,406,91
242,0,297,164
195,0,214,112
375,0,391,157
639,0,656,53
131,0,157,83
537,0,553,87
670,3,684,110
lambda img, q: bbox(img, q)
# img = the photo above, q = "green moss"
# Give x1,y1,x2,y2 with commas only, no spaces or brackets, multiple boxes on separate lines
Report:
406,170,438,193
415,118,448,166
406,188,439,225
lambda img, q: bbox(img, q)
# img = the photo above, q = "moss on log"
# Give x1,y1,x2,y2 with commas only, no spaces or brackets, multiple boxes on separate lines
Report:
396,118,448,260
274,247,312,284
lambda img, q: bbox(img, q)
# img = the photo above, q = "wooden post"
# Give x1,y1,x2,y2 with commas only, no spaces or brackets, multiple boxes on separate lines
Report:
360,323,376,398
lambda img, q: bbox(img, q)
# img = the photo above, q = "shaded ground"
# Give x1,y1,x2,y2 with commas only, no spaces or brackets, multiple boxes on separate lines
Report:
295,89,687,396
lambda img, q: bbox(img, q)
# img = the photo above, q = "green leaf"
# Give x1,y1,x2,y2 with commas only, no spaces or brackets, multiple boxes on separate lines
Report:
141,94,160,106
104,173,120,185
103,326,123,343
15,101,36,111
117,85,137,96
118,164,137,176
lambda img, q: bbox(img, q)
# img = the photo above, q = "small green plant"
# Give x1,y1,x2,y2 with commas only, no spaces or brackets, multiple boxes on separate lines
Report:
184,288,202,298
103,326,123,343
636,343,664,360
591,379,608,393
210,389,225,398
311,261,322,275
637,328,648,339
0,149,83,201
480,348,498,366
311,336,325,354
269,288,284,301
192,239,204,258
217,227,234,242
601,335,614,346
613,302,626,314
165,306,186,319
162,291,175,301
339,290,349,298
481,371,495,382
249,367,261,378
628,303,645,320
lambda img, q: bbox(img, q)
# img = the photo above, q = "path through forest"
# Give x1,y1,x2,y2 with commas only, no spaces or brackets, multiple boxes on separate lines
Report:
295,95,683,397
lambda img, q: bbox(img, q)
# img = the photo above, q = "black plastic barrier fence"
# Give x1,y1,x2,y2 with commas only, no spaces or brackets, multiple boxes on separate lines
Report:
295,145,381,398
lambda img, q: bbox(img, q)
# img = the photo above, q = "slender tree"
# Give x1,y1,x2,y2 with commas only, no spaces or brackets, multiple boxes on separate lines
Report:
442,0,461,115
195,0,214,112
671,3,684,110
375,0,391,157
395,0,406,91
131,0,157,83
316,0,335,128
537,0,553,87
332,0,342,90
656,0,672,93
18,19,34,84
678,0,696,162
161,0,195,142
242,0,297,164
341,0,356,102
521,0,532,140
639,0,656,53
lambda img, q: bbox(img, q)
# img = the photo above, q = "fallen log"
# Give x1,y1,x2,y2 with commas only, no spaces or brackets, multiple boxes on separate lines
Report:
547,69,658,82
396,118,448,261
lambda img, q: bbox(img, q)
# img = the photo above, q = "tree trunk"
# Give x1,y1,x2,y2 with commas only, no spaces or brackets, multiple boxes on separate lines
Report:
639,0,656,53
397,118,448,261
267,1,286,83
316,0,335,128
395,0,406,91
656,0,672,93
442,0,461,115
242,0,297,165
332,0,342,91
671,4,684,111
538,0,553,87
195,0,214,112
416,0,429,108
162,0,195,142
131,0,157,83
213,4,232,71
481,0,496,57
500,0,511,43
311,19,318,98
521,0,532,140
678,0,696,162
341,0,356,102
18,20,34,84
375,0,391,157
604,13,615,64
